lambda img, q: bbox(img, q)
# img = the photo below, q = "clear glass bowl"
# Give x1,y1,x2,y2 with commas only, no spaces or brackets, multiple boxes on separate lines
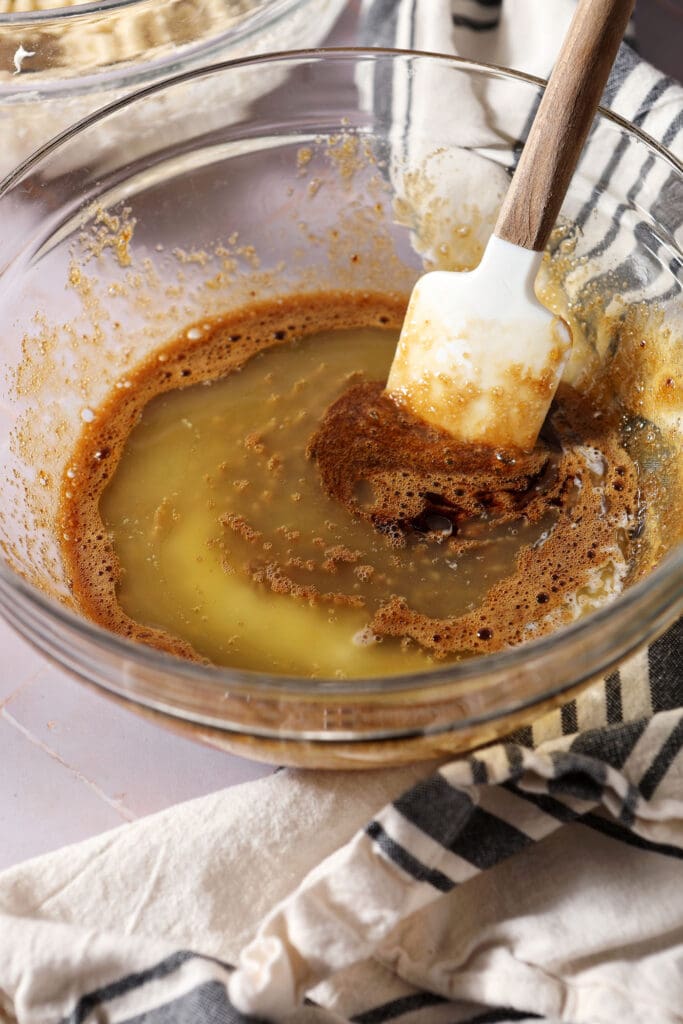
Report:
0,50,680,768
0,0,345,176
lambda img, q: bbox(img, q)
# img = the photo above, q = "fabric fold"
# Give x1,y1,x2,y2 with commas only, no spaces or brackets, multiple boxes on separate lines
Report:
228,711,683,1020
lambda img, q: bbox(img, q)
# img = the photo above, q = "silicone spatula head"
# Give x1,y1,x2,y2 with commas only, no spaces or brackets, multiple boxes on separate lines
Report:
386,0,636,452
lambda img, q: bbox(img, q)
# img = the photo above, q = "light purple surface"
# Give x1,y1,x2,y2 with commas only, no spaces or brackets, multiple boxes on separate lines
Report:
0,613,274,870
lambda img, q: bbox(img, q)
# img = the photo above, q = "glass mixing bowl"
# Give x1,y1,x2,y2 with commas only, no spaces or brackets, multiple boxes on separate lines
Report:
0,0,345,176
0,50,680,768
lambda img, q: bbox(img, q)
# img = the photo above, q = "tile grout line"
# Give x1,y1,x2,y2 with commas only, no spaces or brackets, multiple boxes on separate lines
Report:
1,707,138,824
0,664,53,711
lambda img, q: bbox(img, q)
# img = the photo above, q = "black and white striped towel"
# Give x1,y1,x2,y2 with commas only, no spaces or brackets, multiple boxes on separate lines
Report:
0,3,681,1023
1,640,682,1024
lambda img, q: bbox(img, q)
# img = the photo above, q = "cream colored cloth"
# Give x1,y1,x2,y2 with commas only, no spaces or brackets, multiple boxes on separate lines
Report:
0,764,433,1023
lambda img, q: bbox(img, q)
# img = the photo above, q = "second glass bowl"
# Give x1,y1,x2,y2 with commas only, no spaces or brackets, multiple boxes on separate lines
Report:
0,0,346,176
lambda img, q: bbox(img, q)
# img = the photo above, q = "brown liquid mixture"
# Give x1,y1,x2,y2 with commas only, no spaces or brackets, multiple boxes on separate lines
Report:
60,291,643,677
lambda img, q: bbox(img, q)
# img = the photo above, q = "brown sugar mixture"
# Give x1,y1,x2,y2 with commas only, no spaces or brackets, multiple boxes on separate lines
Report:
309,379,639,655
60,290,644,678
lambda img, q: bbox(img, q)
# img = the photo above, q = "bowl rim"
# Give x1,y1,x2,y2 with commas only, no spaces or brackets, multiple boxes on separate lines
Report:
0,0,329,98
0,47,681,708
1,47,681,196
0,544,680,698
0,0,303,28
0,0,148,24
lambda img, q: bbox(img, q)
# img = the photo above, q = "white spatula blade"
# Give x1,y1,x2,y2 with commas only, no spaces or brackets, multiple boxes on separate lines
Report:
386,235,572,452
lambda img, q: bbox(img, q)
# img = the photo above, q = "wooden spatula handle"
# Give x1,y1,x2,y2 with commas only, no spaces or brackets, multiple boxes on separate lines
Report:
494,0,636,252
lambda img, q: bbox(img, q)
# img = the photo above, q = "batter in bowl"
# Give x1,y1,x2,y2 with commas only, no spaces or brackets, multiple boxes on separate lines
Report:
59,286,666,679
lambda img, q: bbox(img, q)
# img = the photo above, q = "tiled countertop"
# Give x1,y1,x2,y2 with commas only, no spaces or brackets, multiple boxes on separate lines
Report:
0,614,275,869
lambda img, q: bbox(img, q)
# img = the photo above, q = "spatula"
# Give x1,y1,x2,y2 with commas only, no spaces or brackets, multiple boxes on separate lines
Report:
386,0,635,452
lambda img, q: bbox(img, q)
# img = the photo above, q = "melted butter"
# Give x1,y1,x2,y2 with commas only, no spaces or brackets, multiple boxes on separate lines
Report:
101,326,552,677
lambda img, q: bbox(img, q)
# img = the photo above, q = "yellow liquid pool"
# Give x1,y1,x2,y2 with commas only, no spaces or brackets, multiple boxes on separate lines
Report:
101,325,548,677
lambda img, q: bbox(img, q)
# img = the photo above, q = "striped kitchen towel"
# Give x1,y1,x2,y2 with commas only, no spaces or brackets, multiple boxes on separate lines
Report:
1,640,682,1024
0,2,681,1024
359,0,682,308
